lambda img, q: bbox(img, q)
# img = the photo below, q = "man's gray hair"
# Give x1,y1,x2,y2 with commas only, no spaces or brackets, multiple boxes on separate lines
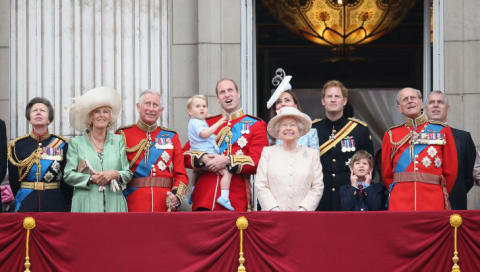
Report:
428,90,449,105
138,89,162,105
396,87,422,105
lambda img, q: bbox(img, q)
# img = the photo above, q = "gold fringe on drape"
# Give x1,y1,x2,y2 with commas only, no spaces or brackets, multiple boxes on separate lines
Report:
23,217,36,272
236,216,248,272
449,214,462,272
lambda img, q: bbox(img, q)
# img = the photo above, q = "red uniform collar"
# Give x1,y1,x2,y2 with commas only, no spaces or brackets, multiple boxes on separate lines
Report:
137,120,158,132
405,114,427,127
223,109,245,121
30,129,50,142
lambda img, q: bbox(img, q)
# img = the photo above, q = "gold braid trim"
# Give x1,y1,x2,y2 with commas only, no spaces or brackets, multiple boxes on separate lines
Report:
388,129,413,161
125,138,148,168
8,142,43,181
216,126,233,156
175,182,187,200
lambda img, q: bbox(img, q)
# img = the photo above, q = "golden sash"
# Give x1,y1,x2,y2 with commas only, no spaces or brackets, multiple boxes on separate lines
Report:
319,121,357,156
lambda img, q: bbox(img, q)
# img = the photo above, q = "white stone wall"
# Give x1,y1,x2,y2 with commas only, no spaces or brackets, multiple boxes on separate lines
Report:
170,0,242,144
9,0,167,138
444,0,480,144
0,1,10,139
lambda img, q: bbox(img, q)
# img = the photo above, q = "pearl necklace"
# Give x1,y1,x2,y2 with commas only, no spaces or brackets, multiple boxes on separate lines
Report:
89,133,105,152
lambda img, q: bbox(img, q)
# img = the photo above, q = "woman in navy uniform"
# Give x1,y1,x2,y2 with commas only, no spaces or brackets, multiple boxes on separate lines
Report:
8,98,72,212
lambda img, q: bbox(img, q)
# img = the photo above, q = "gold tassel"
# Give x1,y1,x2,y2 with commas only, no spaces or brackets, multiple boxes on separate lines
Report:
236,216,248,272
23,217,36,272
449,214,462,272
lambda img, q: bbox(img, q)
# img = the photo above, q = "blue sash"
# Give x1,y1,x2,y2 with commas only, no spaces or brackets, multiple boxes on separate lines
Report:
14,188,33,211
387,123,444,208
394,123,443,173
16,138,66,211
133,130,175,178
26,140,66,181
218,116,258,154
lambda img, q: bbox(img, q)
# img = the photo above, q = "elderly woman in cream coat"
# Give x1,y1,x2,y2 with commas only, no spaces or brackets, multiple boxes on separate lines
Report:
64,87,132,212
255,107,324,211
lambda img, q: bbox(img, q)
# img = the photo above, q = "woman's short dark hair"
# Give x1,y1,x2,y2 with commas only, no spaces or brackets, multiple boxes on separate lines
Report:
25,97,55,123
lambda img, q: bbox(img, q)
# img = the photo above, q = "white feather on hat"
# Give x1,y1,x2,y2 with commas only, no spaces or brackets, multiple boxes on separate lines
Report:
266,75,292,109
68,86,122,131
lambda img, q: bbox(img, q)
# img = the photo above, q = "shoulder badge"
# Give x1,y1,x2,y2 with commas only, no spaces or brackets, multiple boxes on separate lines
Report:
348,117,368,127
312,118,322,124
159,126,177,134
246,114,265,123
51,134,69,143
387,123,404,132
429,120,447,127
116,124,135,132
206,114,222,121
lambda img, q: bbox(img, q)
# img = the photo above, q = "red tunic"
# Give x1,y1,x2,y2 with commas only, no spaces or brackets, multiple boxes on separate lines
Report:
381,115,457,210
117,122,188,212
183,109,268,211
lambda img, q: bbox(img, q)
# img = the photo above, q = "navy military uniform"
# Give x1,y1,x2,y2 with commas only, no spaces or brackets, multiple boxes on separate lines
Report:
8,133,72,212
312,116,373,211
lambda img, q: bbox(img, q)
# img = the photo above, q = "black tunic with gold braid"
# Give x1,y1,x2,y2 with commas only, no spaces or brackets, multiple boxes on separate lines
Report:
7,133,72,212
312,116,374,211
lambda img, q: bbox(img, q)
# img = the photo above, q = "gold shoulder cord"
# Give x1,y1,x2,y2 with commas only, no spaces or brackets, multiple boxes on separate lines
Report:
388,130,413,161
216,126,233,156
8,142,43,182
119,129,152,168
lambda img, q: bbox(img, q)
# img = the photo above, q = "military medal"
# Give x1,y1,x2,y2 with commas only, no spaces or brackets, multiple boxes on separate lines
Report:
237,136,248,148
161,151,170,163
351,139,356,152
341,140,347,152
44,171,54,182
157,160,166,171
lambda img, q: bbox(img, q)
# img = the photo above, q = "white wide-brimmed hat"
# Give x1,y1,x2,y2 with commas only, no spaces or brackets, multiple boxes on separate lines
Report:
267,106,312,139
266,75,292,109
68,86,121,131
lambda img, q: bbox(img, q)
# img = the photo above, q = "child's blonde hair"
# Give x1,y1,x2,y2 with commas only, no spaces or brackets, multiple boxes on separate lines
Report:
349,150,373,169
187,94,208,109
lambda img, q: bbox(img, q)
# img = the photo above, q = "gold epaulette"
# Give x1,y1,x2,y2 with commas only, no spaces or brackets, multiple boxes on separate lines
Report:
429,120,448,127
387,123,404,132
159,126,177,134
116,124,135,132
312,118,322,124
246,114,265,123
7,135,30,163
206,114,222,120
51,134,69,143
348,117,368,127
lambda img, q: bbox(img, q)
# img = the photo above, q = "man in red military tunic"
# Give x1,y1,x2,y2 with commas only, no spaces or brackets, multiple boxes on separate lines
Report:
117,90,188,212
382,87,457,210
184,79,268,211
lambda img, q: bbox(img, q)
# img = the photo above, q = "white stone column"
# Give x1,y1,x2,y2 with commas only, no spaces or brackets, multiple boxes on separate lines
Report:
10,0,167,138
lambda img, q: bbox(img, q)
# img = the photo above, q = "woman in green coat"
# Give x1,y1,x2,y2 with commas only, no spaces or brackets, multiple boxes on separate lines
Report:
64,86,132,212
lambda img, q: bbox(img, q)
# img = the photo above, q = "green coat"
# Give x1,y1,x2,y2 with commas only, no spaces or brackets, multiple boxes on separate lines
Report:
64,131,133,212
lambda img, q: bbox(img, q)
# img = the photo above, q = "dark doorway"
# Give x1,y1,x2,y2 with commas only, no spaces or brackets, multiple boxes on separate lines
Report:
255,0,425,122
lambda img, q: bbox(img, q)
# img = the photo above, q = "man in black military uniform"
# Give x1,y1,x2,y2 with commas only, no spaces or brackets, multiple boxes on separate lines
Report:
426,91,476,210
312,80,373,211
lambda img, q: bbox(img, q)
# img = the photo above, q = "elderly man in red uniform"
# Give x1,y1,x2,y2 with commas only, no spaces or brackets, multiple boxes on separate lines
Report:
381,88,457,210
117,90,188,212
184,79,268,211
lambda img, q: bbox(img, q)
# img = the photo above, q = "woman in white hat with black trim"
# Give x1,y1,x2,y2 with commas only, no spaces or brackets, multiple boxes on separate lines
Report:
64,86,133,212
255,106,324,211
267,69,319,150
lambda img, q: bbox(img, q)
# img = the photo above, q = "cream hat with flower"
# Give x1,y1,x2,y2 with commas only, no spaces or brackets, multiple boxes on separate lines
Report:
267,106,312,139
68,86,121,131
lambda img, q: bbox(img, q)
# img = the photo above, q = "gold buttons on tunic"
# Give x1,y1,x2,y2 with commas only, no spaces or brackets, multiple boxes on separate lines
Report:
332,173,336,177
332,159,336,162
331,188,336,192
